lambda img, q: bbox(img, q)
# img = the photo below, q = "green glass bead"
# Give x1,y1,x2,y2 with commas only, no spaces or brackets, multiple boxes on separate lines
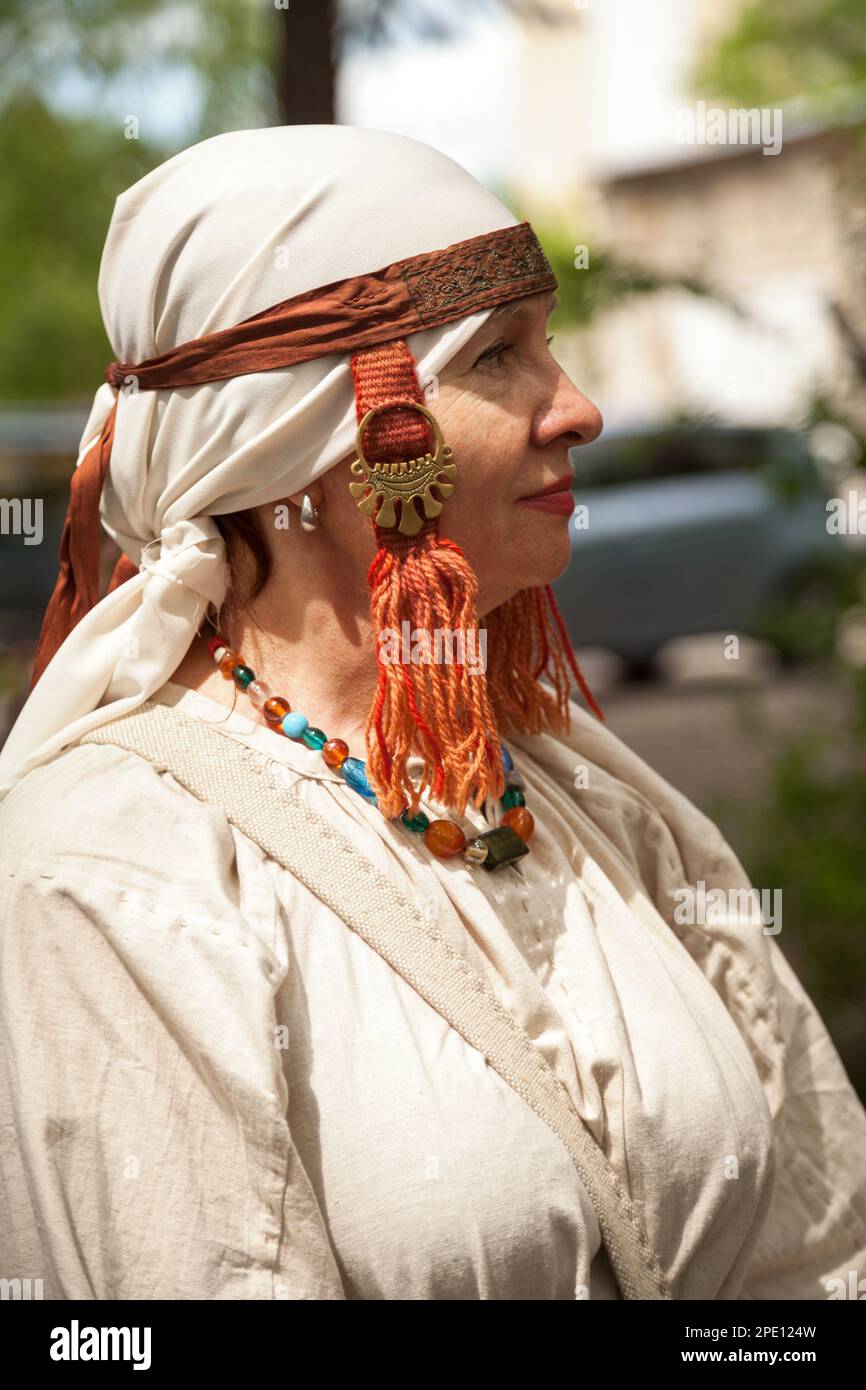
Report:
302,726,328,750
401,809,430,834
501,787,526,809
232,664,255,688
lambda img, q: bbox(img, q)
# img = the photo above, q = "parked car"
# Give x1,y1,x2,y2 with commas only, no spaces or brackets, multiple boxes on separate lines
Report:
553,424,862,677
0,406,90,648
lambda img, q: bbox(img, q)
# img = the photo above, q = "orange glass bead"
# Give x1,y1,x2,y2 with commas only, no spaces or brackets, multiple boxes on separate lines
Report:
263,696,291,725
322,738,350,769
501,807,534,843
219,650,243,679
423,819,467,858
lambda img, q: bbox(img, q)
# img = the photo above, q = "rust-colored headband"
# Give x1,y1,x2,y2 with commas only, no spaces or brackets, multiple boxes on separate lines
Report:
30,221,556,690
105,221,555,390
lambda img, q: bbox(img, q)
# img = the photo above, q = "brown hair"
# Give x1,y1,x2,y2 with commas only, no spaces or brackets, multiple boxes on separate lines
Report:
206,508,273,639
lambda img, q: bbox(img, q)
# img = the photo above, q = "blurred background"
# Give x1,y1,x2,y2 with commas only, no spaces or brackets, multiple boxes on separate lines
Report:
1,0,865,1093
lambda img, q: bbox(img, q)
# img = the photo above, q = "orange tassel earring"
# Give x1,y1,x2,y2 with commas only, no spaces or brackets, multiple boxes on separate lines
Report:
349,337,603,822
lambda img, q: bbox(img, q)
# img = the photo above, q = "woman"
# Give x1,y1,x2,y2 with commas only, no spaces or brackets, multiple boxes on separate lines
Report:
0,125,864,1302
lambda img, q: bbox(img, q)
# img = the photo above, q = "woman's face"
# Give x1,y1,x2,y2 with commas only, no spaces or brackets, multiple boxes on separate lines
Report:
431,289,602,612
290,289,602,616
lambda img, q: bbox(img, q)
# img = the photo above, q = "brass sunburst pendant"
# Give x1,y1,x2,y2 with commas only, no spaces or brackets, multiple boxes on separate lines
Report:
348,399,458,537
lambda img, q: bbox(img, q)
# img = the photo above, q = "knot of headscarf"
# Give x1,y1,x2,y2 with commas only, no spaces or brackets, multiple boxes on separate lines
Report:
137,518,226,598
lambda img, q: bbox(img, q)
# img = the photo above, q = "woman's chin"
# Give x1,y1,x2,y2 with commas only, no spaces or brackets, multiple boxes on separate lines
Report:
514,515,573,585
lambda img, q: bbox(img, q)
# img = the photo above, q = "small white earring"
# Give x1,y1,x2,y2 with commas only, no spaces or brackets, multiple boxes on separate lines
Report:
300,494,319,532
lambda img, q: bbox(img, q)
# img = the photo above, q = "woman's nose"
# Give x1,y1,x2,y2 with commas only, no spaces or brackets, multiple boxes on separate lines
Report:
534,373,603,449
570,389,603,446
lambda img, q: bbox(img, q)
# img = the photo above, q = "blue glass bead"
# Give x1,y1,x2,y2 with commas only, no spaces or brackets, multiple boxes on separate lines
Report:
341,757,377,803
500,744,514,773
281,711,309,739
302,726,328,750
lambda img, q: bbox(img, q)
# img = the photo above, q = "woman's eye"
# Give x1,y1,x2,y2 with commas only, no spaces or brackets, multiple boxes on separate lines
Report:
474,340,512,368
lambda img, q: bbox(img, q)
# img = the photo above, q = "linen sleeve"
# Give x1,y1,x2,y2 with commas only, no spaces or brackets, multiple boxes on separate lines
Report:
0,744,345,1300
735,936,866,1300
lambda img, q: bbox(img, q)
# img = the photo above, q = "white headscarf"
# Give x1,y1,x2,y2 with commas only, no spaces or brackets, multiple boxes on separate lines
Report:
0,125,517,796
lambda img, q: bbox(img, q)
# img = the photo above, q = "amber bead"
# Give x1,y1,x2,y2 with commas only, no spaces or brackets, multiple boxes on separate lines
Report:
219,650,243,679
501,806,534,843
322,738,349,768
263,696,291,725
423,819,467,858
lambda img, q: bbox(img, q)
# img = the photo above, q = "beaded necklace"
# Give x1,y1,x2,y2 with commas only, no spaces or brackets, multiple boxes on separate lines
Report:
204,632,534,872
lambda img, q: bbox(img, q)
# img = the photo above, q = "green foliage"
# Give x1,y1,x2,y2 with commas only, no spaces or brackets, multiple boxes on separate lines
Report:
737,662,866,1096
695,0,866,110
0,0,279,399
0,0,278,139
0,97,164,398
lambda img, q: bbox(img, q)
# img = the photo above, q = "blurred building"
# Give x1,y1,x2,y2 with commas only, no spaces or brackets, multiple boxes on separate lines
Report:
341,0,866,431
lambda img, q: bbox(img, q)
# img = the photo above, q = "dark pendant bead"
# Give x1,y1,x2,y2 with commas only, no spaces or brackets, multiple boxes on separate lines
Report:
232,664,256,689
505,769,525,791
302,726,328,750
465,825,529,872
501,787,526,809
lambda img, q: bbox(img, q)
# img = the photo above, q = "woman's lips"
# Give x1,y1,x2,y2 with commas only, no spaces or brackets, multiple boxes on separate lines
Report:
516,489,575,516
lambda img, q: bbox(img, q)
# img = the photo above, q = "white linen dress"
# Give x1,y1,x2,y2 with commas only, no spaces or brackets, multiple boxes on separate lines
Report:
1,679,864,1300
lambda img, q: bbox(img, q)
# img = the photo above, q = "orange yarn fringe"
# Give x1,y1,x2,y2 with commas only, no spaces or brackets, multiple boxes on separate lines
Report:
364,516,604,821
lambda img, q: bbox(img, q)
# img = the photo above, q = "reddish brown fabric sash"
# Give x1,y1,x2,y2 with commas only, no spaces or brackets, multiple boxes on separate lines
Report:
30,403,138,688
105,222,555,390
30,220,556,690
